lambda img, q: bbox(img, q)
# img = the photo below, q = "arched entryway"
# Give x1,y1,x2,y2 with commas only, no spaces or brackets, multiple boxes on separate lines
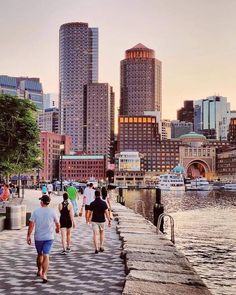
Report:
186,160,210,179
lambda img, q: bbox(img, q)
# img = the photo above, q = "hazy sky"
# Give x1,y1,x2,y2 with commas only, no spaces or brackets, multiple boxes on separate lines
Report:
0,0,236,120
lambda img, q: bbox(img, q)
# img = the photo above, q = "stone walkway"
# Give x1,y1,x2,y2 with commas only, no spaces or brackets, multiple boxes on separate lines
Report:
0,190,125,294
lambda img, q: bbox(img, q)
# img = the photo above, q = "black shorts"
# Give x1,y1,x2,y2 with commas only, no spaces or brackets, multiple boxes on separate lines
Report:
85,205,90,211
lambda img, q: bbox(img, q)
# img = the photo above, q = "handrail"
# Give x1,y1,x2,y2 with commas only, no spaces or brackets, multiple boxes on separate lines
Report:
156,213,175,244
134,200,146,218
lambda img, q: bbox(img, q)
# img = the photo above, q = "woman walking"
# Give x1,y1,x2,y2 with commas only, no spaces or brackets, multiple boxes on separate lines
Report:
58,192,75,254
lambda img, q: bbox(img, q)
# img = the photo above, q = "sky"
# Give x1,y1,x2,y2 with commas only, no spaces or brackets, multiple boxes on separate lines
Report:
0,0,236,120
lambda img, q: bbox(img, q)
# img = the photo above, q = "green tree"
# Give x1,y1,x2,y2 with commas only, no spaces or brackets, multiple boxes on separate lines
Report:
0,94,42,181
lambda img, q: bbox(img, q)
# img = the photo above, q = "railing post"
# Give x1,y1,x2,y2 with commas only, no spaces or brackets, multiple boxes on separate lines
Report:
157,213,175,244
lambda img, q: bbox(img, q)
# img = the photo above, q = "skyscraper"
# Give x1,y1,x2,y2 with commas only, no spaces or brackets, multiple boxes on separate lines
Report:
59,22,98,152
120,43,162,117
194,96,230,140
84,83,114,162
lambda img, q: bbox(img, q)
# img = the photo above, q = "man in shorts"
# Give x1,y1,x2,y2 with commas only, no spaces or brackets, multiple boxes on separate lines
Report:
27,195,60,283
89,190,111,254
83,183,95,224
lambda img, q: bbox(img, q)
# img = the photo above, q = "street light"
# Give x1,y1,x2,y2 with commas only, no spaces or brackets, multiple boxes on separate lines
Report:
59,144,64,191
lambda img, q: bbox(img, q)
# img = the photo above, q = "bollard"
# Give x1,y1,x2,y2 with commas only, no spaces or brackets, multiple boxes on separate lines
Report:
26,212,31,226
153,188,164,233
5,205,22,230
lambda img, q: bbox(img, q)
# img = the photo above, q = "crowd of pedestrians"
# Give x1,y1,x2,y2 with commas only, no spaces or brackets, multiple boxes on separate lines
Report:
27,183,113,284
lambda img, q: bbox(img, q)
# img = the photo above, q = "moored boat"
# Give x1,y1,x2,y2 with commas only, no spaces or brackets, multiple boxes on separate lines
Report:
158,173,185,191
223,183,236,191
188,177,212,191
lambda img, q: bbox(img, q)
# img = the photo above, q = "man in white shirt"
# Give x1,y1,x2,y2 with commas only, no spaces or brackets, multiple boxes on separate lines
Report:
83,183,95,224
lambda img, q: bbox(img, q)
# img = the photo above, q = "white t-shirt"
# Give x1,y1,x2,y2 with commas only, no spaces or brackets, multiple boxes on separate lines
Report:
47,184,53,192
83,187,95,205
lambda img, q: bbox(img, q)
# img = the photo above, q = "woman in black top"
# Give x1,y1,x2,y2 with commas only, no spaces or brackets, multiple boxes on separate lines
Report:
58,192,75,254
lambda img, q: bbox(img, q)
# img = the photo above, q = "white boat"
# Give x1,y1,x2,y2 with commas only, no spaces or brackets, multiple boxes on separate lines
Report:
158,174,185,191
188,177,212,191
223,183,236,191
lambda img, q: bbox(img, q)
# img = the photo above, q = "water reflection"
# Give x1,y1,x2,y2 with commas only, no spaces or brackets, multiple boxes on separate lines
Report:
121,189,236,295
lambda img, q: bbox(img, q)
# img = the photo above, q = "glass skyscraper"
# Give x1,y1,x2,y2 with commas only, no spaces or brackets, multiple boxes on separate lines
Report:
59,22,98,152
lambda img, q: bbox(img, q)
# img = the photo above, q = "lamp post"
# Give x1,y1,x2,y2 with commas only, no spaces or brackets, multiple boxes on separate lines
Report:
36,168,40,189
59,144,64,191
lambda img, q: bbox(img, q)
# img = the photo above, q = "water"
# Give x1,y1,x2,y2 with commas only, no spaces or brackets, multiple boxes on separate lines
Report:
121,189,236,295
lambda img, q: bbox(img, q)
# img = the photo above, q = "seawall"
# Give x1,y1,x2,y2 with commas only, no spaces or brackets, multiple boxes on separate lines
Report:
112,202,212,295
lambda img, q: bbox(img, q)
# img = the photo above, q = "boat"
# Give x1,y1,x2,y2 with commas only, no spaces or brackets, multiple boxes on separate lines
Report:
223,183,236,191
188,177,212,191
158,173,185,191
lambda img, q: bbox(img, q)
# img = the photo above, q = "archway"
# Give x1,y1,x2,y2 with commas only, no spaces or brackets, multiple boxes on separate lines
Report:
186,160,210,179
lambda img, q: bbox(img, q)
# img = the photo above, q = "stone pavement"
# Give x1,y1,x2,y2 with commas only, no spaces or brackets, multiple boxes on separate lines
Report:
0,190,125,294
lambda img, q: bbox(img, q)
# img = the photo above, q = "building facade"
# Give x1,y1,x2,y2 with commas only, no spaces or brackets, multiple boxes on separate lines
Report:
217,149,236,180
38,108,59,133
0,75,43,110
177,100,194,123
194,96,230,140
228,117,236,143
84,83,114,162
59,22,98,152
40,132,71,182
61,155,106,181
171,120,193,138
120,43,162,117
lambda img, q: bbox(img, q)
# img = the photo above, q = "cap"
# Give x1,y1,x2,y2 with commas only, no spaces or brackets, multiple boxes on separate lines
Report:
39,194,50,204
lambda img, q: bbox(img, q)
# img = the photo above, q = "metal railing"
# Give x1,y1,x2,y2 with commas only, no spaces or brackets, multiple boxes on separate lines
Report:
134,200,146,218
156,213,175,244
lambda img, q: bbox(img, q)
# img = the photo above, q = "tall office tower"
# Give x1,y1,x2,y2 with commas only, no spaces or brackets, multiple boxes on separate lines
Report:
194,96,230,140
59,22,98,152
0,75,43,109
84,83,113,162
120,43,162,117
38,108,59,133
177,100,194,123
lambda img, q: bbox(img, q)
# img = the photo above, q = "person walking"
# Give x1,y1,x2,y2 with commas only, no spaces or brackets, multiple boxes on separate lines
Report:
89,190,111,254
47,183,53,196
83,183,95,224
67,183,79,217
27,195,60,284
58,192,75,254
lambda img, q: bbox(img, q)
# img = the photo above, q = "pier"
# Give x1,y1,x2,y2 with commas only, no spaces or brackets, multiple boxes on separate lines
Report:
0,189,212,294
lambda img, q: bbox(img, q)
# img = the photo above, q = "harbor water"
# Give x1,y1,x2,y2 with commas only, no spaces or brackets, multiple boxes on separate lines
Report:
121,189,236,295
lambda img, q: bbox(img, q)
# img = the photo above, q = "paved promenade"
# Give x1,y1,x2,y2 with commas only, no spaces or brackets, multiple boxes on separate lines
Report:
0,190,125,294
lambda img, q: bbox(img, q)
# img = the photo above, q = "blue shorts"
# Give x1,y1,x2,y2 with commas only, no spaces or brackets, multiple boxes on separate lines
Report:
35,240,54,255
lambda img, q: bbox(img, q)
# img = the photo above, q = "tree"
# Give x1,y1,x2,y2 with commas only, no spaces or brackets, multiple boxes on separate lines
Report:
0,94,42,181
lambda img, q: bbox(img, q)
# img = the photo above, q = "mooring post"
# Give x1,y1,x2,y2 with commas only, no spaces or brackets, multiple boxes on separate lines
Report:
153,188,164,232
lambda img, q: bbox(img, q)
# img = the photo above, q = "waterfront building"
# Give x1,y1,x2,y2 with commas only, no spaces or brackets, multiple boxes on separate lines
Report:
59,22,98,152
118,115,180,172
61,155,106,181
38,108,59,133
0,75,43,110
120,43,162,117
84,83,114,164
194,95,230,140
217,149,236,180
114,151,145,186
171,120,193,138
177,100,194,123
40,131,71,182
43,93,59,109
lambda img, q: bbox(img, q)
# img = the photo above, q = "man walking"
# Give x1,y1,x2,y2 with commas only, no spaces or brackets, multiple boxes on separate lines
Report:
83,183,95,224
67,183,79,217
89,190,111,253
27,195,60,283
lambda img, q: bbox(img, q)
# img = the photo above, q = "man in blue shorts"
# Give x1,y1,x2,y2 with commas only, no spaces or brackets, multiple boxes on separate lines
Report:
27,195,60,283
